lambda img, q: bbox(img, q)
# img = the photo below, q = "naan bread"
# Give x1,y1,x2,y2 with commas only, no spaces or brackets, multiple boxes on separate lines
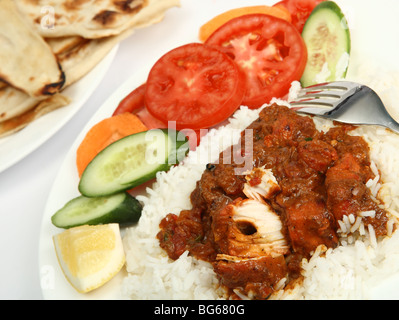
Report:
55,30,134,87
0,94,70,138
45,36,86,55
56,36,120,87
15,0,180,39
0,0,179,138
0,82,8,90
0,86,41,123
0,0,65,98
49,0,177,88
0,33,119,125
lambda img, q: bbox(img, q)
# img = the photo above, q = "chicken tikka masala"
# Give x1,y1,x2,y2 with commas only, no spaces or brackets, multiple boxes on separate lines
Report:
157,104,389,299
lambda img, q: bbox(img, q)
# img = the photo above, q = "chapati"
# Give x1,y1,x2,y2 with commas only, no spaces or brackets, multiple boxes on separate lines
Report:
0,94,70,138
0,0,65,98
45,36,86,55
15,0,180,39
0,86,41,123
0,0,180,138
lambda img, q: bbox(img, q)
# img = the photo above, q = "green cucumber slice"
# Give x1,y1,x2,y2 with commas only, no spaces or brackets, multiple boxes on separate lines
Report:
300,1,351,87
79,129,189,197
51,192,142,229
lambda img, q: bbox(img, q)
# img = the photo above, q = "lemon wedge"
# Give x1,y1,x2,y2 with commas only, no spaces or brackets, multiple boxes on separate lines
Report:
53,224,125,293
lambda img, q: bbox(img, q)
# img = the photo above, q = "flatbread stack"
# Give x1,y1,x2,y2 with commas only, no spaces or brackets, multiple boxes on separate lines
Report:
0,0,180,138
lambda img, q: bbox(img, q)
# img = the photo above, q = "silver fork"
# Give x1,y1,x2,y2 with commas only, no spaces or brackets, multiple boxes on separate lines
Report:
290,81,399,134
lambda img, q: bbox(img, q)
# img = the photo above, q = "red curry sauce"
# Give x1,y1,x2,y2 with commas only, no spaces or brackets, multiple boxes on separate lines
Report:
157,104,389,299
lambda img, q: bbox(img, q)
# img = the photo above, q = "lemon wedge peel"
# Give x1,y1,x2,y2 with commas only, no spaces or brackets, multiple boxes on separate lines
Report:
53,224,125,294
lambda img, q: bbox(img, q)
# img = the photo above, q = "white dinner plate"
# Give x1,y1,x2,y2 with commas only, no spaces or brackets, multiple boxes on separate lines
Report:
39,0,399,300
39,66,151,300
0,46,118,174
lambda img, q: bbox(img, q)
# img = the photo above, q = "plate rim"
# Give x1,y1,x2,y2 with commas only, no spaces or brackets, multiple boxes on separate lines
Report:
37,0,399,300
38,65,151,300
0,45,119,174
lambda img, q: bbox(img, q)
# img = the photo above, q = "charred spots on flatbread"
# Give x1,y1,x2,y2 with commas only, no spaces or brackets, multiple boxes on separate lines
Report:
41,64,66,96
0,76,10,88
92,10,119,26
63,0,91,11
113,0,146,14
0,0,179,137
14,0,180,39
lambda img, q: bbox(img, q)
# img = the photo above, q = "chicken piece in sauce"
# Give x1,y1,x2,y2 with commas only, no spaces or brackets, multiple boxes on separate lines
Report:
213,198,289,258
243,166,280,203
214,255,288,299
157,104,390,299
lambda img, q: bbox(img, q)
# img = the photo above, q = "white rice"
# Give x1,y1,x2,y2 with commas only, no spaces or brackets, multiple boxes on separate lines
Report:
121,106,261,300
121,93,399,301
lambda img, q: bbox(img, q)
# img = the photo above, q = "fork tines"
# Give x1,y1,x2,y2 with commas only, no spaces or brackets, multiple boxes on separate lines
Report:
290,81,359,110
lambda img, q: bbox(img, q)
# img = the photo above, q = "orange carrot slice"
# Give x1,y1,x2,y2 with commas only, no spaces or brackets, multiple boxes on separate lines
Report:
199,5,292,42
76,112,147,177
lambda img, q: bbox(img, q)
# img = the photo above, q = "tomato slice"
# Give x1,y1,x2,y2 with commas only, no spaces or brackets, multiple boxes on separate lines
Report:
113,83,167,129
205,14,307,109
198,5,292,42
145,43,246,130
113,83,147,116
274,0,325,33
113,83,205,150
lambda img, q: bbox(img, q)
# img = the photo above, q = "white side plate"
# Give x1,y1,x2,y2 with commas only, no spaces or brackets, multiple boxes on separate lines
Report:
0,46,119,173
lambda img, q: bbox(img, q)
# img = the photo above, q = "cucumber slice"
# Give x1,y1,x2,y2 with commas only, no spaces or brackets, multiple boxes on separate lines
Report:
51,192,142,229
79,129,189,197
300,1,351,87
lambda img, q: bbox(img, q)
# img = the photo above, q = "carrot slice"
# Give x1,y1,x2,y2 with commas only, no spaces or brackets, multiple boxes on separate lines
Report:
199,5,292,42
76,112,147,177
